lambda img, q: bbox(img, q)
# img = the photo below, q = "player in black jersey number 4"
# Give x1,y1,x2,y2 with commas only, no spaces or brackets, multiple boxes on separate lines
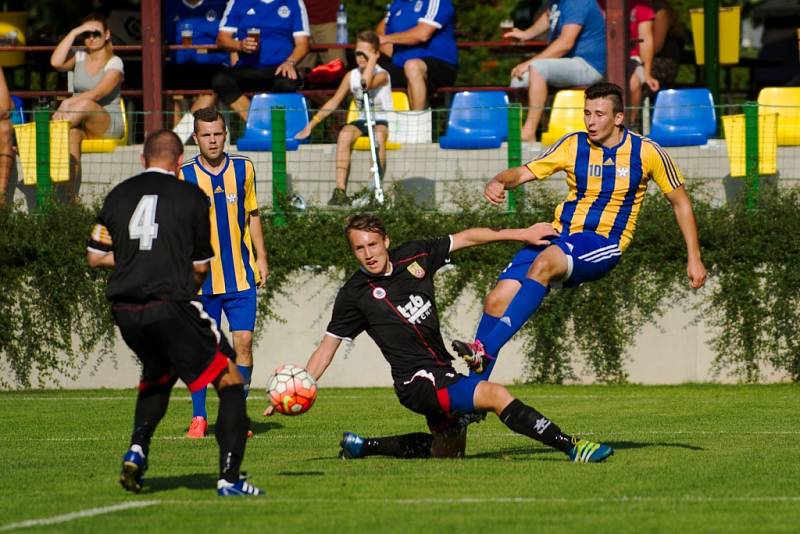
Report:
264,213,614,462
86,130,264,496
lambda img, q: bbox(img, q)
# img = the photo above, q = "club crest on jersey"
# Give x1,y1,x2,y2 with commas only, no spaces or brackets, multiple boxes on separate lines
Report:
372,287,386,299
407,261,426,278
414,0,423,12
278,5,290,17
226,193,237,204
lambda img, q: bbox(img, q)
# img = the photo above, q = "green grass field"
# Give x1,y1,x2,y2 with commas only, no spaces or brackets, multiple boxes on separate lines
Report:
2,384,799,532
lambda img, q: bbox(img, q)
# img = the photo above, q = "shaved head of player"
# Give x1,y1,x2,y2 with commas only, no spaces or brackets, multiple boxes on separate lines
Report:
140,129,184,173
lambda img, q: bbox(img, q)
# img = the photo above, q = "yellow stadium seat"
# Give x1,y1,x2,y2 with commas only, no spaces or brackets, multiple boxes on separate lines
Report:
14,119,71,184
721,113,778,177
540,89,586,146
81,99,128,153
347,91,408,151
758,87,800,146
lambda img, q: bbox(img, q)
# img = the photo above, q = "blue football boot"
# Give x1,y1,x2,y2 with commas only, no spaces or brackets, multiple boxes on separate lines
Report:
119,445,147,493
567,438,614,463
338,432,366,459
217,473,265,496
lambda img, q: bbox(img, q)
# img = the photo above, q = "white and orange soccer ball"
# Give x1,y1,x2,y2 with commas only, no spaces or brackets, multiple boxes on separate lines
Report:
267,364,317,415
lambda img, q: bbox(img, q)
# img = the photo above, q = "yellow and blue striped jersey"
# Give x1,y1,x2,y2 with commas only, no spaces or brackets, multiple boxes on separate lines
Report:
179,153,260,295
526,129,684,251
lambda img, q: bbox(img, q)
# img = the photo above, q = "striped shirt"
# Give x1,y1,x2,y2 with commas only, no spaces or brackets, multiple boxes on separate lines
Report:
526,128,684,251
179,153,261,295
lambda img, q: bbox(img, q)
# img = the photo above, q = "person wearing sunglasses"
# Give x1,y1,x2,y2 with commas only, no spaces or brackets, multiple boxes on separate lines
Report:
294,30,392,206
51,13,124,201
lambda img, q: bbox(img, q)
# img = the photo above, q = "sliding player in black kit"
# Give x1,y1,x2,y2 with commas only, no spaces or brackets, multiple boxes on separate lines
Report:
86,130,264,495
264,213,613,463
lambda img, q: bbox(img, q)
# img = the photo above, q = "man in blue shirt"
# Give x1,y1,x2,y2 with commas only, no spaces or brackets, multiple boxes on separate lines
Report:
377,0,458,110
506,0,606,141
213,0,311,120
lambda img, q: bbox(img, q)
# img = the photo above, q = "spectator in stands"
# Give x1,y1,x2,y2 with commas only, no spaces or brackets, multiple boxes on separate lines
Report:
377,0,457,111
212,0,311,121
626,0,660,126
51,13,124,202
0,66,13,206
507,0,605,142
651,1,682,91
294,30,392,206
164,0,229,139
298,0,346,70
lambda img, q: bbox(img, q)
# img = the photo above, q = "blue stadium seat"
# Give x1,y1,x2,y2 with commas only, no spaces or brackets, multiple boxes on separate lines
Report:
10,95,24,124
237,93,310,151
648,88,717,147
439,91,509,149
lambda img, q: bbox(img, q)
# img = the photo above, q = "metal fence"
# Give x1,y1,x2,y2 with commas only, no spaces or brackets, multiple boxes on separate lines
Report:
6,101,800,212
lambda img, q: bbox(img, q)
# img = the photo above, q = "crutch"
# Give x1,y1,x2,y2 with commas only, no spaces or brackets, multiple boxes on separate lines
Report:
361,80,385,204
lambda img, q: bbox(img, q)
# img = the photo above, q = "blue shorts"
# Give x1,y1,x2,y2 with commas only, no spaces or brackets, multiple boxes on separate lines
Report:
498,232,621,288
199,288,257,332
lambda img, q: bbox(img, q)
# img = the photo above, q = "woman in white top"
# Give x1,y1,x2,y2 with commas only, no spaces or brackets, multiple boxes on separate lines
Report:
295,30,392,206
51,13,124,200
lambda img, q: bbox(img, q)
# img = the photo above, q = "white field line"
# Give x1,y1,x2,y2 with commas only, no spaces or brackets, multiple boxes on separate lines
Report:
0,500,160,532
3,429,800,443
155,495,800,506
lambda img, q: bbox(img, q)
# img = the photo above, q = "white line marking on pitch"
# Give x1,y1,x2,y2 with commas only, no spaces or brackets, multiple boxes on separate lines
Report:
0,500,160,532
155,495,800,506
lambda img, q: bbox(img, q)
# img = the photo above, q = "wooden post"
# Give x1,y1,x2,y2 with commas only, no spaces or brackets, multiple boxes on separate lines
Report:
141,0,163,134
605,0,629,101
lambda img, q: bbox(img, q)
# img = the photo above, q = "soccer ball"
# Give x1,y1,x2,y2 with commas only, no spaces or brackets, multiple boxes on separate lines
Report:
267,364,317,415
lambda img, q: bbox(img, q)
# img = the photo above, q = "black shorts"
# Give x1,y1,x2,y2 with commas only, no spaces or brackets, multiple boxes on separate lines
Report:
347,119,388,136
211,66,304,105
394,366,462,433
111,300,235,393
379,56,458,94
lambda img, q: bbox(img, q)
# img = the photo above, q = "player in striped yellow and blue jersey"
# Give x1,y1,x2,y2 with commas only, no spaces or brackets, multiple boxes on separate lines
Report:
453,83,707,380
178,107,269,437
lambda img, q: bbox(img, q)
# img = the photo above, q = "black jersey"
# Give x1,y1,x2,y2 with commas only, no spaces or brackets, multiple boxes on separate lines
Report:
326,237,456,383
87,169,214,302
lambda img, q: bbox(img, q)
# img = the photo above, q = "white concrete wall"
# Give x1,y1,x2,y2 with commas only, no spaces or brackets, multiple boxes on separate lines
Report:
12,272,787,390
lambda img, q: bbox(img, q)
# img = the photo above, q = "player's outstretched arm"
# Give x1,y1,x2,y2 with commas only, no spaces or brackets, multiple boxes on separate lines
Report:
484,166,536,205
665,186,707,289
263,334,341,417
450,222,557,252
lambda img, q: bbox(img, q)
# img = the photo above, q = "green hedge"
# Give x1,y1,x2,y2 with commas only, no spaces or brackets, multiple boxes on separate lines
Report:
2,185,799,388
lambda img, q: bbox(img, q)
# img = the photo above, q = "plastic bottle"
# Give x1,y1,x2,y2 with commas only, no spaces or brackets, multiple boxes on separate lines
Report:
336,3,348,45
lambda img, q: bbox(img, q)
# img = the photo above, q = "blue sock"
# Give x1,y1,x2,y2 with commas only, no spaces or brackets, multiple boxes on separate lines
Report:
481,278,548,358
191,387,207,419
470,313,500,379
237,365,253,400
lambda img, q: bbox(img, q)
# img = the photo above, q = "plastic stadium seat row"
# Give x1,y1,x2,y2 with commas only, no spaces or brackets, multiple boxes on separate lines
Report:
757,87,800,146
439,91,509,150
237,93,310,152
648,88,717,147
541,89,586,145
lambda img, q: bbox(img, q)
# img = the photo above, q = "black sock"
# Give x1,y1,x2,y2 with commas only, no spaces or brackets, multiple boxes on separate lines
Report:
130,381,174,457
500,399,573,453
215,384,249,483
364,433,433,458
